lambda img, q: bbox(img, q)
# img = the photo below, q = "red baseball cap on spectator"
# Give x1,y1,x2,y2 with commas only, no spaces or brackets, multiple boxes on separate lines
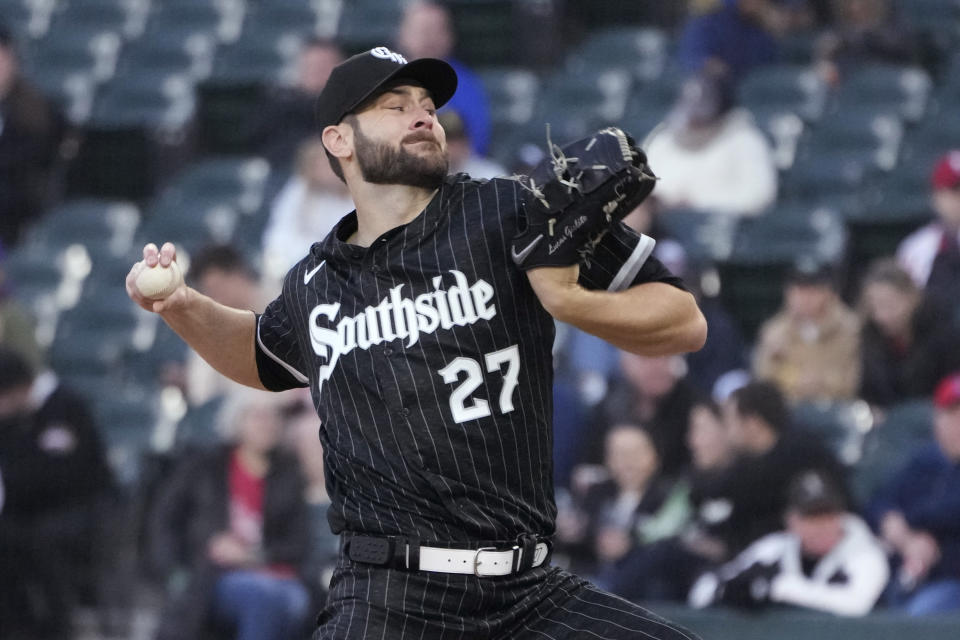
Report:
934,372,960,408
931,151,960,191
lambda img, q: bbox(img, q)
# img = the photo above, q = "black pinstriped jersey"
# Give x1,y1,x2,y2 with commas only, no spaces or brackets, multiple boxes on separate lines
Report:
255,173,685,543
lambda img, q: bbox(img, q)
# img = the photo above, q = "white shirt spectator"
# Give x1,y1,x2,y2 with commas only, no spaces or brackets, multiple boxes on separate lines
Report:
645,107,778,216
690,515,889,616
261,137,353,291
897,224,960,287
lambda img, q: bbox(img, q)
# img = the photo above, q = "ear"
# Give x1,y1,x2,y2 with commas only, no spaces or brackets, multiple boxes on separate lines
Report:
321,123,352,162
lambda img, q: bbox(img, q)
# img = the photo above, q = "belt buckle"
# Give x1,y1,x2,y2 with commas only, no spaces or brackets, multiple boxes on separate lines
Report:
472,546,497,577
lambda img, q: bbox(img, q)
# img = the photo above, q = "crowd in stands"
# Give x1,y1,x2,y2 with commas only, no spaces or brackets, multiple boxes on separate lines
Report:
1,0,960,638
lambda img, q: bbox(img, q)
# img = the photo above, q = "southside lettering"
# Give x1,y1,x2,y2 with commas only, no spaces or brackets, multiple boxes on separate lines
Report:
309,270,497,393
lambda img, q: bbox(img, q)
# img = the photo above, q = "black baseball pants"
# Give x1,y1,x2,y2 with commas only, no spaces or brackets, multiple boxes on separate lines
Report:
313,556,701,639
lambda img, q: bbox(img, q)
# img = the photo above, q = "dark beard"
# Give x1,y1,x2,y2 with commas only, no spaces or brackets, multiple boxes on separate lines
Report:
353,122,448,190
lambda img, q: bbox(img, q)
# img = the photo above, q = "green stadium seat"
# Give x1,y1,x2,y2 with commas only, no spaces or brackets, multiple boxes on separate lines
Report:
336,0,403,53
445,0,515,68
173,395,226,451
242,0,323,40
479,67,540,128
26,199,141,257
142,0,237,43
566,26,669,81
729,203,846,265
115,32,216,82
851,399,935,505
739,64,828,123
534,69,633,142
656,208,738,264
89,73,195,129
49,0,148,40
830,64,933,124
792,400,874,466
718,203,846,339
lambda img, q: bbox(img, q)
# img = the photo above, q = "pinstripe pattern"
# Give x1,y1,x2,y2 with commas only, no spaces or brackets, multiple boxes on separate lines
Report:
314,559,699,640
255,173,691,638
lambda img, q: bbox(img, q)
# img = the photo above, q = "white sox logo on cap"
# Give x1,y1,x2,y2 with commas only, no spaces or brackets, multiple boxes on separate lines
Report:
370,46,408,65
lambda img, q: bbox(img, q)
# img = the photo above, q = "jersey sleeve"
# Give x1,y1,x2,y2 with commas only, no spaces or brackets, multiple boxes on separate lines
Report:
254,294,310,391
578,221,688,292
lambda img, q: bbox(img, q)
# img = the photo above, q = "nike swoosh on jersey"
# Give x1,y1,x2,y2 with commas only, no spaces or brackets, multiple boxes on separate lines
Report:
303,260,326,284
510,235,543,264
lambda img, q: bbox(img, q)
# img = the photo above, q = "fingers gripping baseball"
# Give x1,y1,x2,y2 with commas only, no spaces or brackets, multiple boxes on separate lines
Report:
126,242,187,313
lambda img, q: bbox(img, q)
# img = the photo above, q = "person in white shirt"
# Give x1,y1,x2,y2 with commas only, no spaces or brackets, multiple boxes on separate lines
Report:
896,150,960,304
261,137,354,290
689,469,889,616
643,69,778,217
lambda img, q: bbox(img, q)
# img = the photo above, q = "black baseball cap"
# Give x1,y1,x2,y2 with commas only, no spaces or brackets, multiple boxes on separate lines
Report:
315,46,458,130
787,470,846,516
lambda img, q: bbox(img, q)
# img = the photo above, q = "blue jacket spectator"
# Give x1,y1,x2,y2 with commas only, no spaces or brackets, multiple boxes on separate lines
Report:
397,1,492,155
869,372,960,615
676,0,779,83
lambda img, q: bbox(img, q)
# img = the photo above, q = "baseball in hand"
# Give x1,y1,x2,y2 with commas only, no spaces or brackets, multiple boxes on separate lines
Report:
135,261,183,300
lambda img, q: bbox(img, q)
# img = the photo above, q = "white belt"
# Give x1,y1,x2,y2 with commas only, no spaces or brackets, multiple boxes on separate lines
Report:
417,542,550,577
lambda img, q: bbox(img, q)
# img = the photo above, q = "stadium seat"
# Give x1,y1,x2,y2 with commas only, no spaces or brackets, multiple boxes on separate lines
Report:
48,0,149,41
89,73,195,129
25,199,141,257
336,0,404,53
92,387,159,487
738,64,829,123
479,67,540,128
173,395,226,451
0,0,49,40
142,0,243,44
242,0,324,41
115,32,216,82
728,202,846,266
160,156,271,212
718,203,846,339
445,0,516,67
798,106,904,170
792,400,874,466
207,32,299,86
656,208,738,264
851,399,935,505
830,64,933,124
566,26,670,82
534,68,633,142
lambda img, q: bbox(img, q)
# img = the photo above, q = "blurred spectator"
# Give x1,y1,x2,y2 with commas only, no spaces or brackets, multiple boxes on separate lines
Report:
557,424,688,578
148,388,312,640
0,24,63,247
252,38,344,168
897,150,960,309
643,69,778,216
689,469,889,615
284,390,339,602
184,245,263,406
814,0,918,86
675,0,781,83
584,352,701,478
438,110,505,179
601,398,735,601
858,259,960,407
0,347,114,638
869,372,960,615
753,261,861,404
261,137,353,291
396,0,492,155
0,244,44,372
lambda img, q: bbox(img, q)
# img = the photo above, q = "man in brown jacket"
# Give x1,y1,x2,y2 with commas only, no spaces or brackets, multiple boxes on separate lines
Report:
753,261,860,403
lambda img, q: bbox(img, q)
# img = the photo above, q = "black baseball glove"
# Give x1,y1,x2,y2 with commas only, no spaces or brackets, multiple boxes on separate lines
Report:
510,126,656,270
